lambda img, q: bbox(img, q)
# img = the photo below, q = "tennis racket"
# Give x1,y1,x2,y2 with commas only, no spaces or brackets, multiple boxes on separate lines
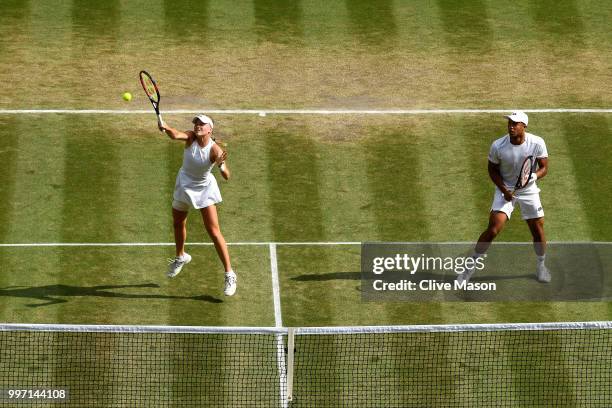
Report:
139,70,163,131
513,155,534,193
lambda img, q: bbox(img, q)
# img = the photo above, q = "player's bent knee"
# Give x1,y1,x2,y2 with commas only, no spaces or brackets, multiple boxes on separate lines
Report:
487,227,501,238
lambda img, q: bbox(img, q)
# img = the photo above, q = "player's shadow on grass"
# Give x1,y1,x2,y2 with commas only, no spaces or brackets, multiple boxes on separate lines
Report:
0,283,222,307
291,271,362,281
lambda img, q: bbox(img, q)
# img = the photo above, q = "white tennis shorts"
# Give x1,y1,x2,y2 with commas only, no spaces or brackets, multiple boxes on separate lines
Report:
491,188,544,220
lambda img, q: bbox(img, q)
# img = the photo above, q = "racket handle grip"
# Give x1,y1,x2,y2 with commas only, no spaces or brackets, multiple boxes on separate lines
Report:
157,114,164,132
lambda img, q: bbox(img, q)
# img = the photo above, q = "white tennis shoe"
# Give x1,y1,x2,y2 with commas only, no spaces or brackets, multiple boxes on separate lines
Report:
224,271,237,296
455,267,475,286
167,253,192,278
536,264,551,283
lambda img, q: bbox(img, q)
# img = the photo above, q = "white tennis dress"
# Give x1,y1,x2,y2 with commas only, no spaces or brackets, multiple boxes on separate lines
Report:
172,138,221,210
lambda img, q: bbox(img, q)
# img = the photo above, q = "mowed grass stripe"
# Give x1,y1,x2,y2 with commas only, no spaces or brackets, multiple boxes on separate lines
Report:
163,0,210,45
418,117,485,241
530,0,585,53
59,116,121,403
523,115,591,240
495,114,605,342
345,0,398,48
431,118,500,343
522,0,598,108
264,125,339,331
2,1,611,110
462,116,499,235
208,0,256,47
364,121,429,241
504,330,577,406
315,121,376,241
456,115,509,329
0,0,30,75
0,117,20,322
280,246,363,328
0,116,66,323
217,117,275,242
264,125,326,241
301,0,348,49
17,116,68,326
561,114,611,240
436,0,492,53
0,117,18,243
548,302,611,405
117,120,176,329
60,117,121,243
548,113,612,404
363,119,452,326
0,117,68,243
254,0,304,45
30,0,73,103
116,121,175,242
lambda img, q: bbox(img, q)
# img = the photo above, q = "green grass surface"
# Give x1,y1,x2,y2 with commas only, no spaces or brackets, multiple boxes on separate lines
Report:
0,1,610,109
0,1,611,406
0,246,274,326
0,114,610,326
2,327,611,407
291,329,612,407
1,330,283,407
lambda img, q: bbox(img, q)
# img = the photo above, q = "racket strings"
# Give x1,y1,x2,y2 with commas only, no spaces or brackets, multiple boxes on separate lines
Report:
519,161,532,188
140,74,159,102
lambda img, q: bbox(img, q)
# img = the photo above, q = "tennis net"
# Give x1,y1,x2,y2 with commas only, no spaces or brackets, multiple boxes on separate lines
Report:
1,322,611,407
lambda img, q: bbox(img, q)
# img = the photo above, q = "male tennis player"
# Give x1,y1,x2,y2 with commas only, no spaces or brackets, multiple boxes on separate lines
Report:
456,111,551,284
159,114,237,296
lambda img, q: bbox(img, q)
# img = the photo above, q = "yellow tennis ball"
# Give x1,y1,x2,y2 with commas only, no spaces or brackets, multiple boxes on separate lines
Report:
122,92,132,101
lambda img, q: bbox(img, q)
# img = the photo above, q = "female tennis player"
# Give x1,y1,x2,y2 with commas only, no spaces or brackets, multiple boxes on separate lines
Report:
159,114,237,296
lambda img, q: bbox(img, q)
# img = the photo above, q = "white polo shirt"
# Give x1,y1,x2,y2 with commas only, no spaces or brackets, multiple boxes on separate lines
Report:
488,132,548,194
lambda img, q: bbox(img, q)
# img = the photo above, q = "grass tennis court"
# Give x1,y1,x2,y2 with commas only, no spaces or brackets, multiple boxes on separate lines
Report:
0,114,610,327
0,0,611,406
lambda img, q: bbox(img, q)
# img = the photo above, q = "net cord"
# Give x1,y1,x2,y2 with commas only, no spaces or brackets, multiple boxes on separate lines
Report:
2,321,612,335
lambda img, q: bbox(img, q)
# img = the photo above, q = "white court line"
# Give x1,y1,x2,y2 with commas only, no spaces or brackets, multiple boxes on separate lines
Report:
0,242,360,247
269,243,284,327
269,243,288,408
0,108,610,115
0,241,608,247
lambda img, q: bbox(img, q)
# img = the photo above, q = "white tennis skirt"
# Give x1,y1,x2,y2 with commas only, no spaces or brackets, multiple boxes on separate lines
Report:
172,170,222,211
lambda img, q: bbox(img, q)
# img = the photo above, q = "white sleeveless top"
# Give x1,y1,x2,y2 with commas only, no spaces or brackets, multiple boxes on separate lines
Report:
180,138,216,183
